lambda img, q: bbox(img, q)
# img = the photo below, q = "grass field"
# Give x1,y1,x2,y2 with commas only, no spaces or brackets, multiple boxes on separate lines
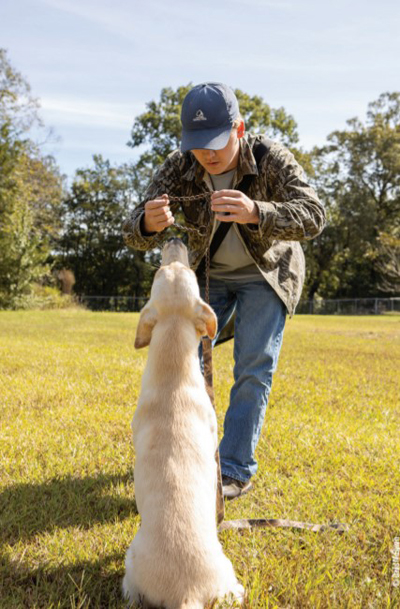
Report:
1,309,399,608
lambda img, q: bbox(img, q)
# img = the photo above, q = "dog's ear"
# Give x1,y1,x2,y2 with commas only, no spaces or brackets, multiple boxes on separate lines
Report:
135,305,158,349
195,302,217,339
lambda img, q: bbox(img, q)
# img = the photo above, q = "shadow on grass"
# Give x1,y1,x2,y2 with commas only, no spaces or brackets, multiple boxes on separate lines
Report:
1,551,128,608
0,471,138,544
1,552,224,609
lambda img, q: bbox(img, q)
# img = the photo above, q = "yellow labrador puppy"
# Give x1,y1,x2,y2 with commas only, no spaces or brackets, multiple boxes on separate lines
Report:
123,239,244,609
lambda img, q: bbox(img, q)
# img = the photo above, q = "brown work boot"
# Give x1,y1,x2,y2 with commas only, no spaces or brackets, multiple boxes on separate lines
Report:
222,475,253,500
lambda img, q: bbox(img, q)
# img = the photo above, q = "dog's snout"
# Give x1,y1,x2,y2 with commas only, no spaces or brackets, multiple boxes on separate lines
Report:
161,238,190,267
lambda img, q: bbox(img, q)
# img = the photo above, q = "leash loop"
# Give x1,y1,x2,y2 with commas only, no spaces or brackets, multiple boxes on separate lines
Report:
167,192,210,237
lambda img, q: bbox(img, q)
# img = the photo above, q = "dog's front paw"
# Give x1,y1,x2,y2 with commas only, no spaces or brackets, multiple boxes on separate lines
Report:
233,583,245,603
224,583,245,607
213,583,245,608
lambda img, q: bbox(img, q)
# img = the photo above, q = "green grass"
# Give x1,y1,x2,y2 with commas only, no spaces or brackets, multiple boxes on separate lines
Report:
1,310,399,608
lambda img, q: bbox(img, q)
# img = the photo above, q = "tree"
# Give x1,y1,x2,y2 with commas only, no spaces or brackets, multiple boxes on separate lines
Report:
0,48,42,138
370,230,400,294
303,92,400,299
59,155,156,302
0,49,63,308
0,149,63,308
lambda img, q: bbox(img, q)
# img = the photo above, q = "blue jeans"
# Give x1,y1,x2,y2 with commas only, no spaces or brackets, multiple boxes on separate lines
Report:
199,278,286,482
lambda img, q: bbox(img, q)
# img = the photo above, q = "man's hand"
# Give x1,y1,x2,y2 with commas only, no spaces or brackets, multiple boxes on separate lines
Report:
143,194,175,233
211,190,260,224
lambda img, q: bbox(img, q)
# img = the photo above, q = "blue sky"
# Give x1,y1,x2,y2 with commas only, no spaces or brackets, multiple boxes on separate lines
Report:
1,0,399,183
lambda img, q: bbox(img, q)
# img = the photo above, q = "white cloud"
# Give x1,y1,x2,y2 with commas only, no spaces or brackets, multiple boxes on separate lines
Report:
38,0,120,27
228,0,294,7
40,97,143,129
37,0,169,40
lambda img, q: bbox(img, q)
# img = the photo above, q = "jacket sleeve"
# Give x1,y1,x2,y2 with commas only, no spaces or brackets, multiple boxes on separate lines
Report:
252,143,326,241
122,152,183,251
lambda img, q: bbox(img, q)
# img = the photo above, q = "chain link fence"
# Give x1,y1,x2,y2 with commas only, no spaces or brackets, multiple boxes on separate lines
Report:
78,295,147,312
78,295,400,315
296,297,400,315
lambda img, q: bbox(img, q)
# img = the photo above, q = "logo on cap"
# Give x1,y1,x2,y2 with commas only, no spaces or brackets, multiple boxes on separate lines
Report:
193,109,207,122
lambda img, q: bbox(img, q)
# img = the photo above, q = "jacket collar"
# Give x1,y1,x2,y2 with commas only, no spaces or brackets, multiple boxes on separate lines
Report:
235,135,259,185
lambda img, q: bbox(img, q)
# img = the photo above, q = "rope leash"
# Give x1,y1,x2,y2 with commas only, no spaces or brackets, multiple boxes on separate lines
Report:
166,194,349,535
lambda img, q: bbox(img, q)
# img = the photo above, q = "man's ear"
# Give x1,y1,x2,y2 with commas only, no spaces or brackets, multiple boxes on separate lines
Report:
195,302,218,339
135,304,158,349
237,119,245,139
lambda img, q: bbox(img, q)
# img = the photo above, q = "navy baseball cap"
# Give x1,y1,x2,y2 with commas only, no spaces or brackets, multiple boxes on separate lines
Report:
180,82,240,153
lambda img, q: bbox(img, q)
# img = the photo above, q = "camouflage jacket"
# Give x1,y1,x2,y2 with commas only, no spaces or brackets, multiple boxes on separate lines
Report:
122,134,326,315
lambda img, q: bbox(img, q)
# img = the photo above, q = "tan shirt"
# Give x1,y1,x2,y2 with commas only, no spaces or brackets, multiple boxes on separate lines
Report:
209,169,262,281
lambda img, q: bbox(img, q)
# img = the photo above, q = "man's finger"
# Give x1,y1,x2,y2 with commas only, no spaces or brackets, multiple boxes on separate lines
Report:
211,189,241,199
211,196,242,208
212,204,239,214
156,216,175,228
150,206,172,219
145,197,170,210
215,213,236,222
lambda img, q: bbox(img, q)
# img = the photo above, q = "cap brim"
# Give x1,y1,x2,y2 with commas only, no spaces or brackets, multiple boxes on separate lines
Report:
180,125,232,153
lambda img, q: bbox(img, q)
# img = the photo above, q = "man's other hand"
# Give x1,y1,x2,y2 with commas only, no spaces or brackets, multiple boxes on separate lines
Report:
211,190,260,224
143,194,175,233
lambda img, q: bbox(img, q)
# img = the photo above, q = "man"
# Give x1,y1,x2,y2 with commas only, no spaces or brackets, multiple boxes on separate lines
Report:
123,82,326,500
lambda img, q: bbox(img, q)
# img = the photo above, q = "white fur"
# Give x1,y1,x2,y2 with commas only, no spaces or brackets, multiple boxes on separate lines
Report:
123,247,244,608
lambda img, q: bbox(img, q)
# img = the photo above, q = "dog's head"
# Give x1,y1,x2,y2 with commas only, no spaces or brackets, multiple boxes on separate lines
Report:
135,241,217,349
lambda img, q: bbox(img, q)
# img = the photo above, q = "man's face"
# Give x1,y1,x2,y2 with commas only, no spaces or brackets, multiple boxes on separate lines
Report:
191,122,244,175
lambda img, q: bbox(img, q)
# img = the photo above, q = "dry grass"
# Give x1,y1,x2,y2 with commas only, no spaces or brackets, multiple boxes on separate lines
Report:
0,310,399,608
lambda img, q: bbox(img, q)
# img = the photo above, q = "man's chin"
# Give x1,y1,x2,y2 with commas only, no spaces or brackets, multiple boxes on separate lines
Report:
206,164,222,174
208,164,236,176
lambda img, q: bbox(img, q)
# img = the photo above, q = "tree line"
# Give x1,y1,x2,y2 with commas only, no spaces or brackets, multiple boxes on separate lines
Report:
0,48,399,310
